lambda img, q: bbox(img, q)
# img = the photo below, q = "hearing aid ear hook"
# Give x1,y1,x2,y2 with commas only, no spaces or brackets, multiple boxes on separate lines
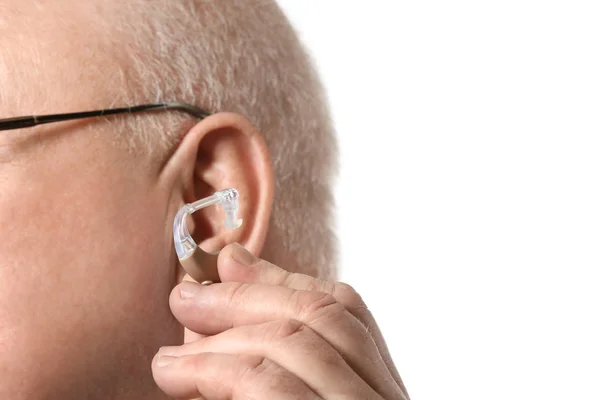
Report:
173,188,243,283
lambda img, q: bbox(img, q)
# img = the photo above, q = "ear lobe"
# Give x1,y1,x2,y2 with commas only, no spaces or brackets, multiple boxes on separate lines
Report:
160,112,274,267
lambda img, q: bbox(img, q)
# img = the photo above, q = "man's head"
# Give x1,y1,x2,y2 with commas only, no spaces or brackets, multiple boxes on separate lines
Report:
0,1,336,398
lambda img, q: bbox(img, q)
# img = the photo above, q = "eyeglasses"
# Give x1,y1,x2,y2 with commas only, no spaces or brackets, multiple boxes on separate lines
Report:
0,102,211,132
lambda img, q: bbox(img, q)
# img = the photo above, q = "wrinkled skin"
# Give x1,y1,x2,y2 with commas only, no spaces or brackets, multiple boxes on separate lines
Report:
151,243,409,400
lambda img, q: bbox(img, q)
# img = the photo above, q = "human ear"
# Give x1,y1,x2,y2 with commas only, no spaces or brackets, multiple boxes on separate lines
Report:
160,112,274,282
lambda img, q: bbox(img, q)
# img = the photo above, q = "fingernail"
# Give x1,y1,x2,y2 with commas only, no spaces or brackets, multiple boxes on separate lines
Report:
157,355,177,367
231,242,258,266
179,281,203,299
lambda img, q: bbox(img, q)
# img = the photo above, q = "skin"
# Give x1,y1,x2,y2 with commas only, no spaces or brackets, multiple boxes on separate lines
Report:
0,1,409,399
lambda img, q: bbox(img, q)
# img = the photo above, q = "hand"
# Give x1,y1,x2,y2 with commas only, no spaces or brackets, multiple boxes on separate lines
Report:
152,243,409,400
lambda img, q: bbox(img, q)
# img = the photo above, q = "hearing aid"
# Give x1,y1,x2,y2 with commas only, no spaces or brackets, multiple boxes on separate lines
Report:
173,188,242,283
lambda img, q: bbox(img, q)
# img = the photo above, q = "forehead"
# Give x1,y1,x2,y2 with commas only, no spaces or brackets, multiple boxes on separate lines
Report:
0,1,133,116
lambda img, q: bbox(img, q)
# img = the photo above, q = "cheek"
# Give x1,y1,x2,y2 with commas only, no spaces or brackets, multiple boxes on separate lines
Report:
0,154,170,306
0,148,179,395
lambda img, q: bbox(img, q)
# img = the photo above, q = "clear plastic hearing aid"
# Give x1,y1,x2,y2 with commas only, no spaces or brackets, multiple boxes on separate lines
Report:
173,189,242,282
173,188,242,260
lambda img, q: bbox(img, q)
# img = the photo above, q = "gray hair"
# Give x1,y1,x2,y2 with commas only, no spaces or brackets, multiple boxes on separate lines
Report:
104,0,338,279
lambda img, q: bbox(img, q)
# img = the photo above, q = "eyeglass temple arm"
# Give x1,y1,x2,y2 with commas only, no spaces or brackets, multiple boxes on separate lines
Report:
0,102,211,132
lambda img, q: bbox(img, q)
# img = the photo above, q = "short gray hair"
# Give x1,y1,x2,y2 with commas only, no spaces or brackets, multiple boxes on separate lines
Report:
106,0,338,279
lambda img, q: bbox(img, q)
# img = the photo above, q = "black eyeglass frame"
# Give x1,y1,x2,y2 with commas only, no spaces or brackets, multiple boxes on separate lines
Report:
0,102,211,132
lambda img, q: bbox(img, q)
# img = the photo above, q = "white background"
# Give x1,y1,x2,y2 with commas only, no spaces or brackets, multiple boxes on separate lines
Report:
278,1,600,399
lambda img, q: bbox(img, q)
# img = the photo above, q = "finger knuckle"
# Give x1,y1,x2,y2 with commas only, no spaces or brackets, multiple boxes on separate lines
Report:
236,355,272,389
190,353,209,379
334,282,368,311
271,320,328,351
223,282,252,307
294,290,346,323
244,354,271,375
270,319,305,340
